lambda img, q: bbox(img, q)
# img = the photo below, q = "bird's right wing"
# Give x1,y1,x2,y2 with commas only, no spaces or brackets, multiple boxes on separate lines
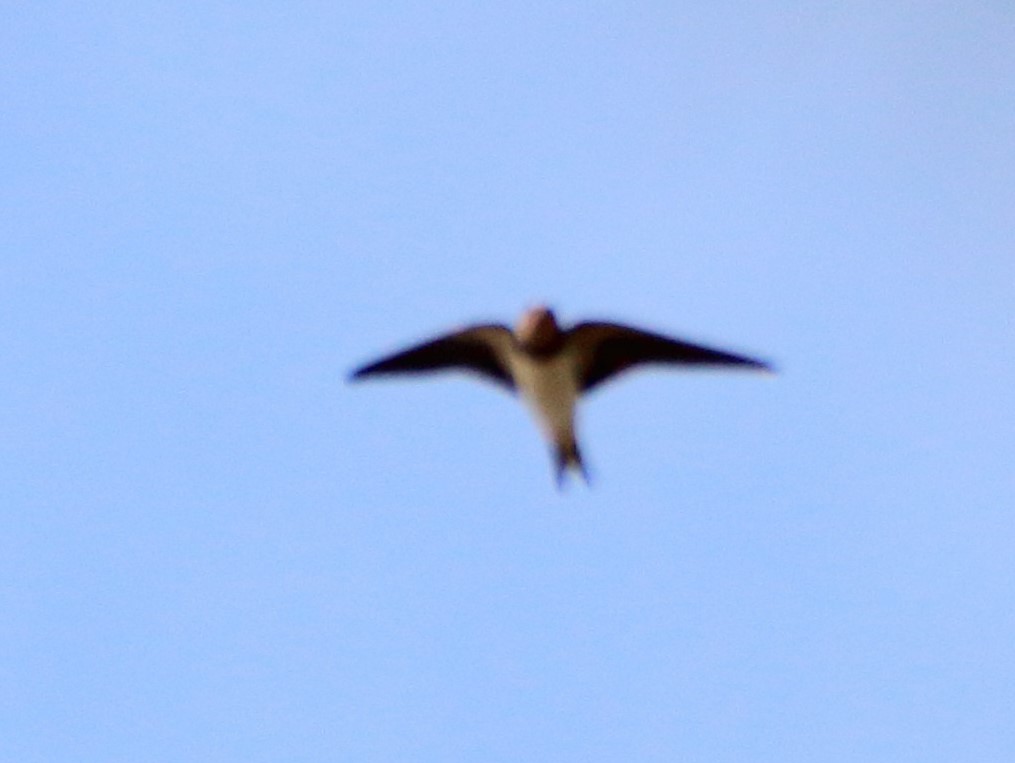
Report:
570,322,772,393
350,324,516,391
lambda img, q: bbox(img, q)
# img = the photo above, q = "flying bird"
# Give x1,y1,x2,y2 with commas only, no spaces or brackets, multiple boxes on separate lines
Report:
350,306,772,486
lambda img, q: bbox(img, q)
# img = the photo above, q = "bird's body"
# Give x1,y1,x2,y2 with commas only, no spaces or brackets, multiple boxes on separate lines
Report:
506,345,585,483
350,306,771,485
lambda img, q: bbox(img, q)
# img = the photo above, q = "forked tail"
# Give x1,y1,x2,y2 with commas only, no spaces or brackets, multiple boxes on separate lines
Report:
554,438,590,488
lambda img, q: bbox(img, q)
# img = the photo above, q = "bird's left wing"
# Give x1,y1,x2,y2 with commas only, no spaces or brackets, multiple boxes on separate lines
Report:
350,324,516,391
570,322,772,393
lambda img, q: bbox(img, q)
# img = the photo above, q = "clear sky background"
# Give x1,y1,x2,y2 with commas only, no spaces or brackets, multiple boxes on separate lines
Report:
3,3,1014,761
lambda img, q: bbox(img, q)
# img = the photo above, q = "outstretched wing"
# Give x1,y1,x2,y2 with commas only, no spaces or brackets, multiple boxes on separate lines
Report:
570,322,772,393
350,324,516,391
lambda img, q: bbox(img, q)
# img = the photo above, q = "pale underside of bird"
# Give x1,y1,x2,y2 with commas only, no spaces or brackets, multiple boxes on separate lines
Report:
350,306,773,486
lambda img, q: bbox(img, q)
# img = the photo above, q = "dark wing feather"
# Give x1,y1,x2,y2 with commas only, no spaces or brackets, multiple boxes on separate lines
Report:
570,322,772,392
350,324,515,391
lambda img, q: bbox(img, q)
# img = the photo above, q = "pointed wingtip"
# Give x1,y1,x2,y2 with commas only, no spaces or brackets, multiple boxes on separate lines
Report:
349,359,386,382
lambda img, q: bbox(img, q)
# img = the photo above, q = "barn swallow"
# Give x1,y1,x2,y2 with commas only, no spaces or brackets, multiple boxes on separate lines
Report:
350,306,772,486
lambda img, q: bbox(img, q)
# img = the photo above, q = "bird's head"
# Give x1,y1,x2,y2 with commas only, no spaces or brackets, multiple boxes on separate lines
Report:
516,305,562,354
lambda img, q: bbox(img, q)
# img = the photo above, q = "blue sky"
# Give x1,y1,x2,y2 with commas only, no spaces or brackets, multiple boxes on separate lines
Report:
3,3,1014,760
